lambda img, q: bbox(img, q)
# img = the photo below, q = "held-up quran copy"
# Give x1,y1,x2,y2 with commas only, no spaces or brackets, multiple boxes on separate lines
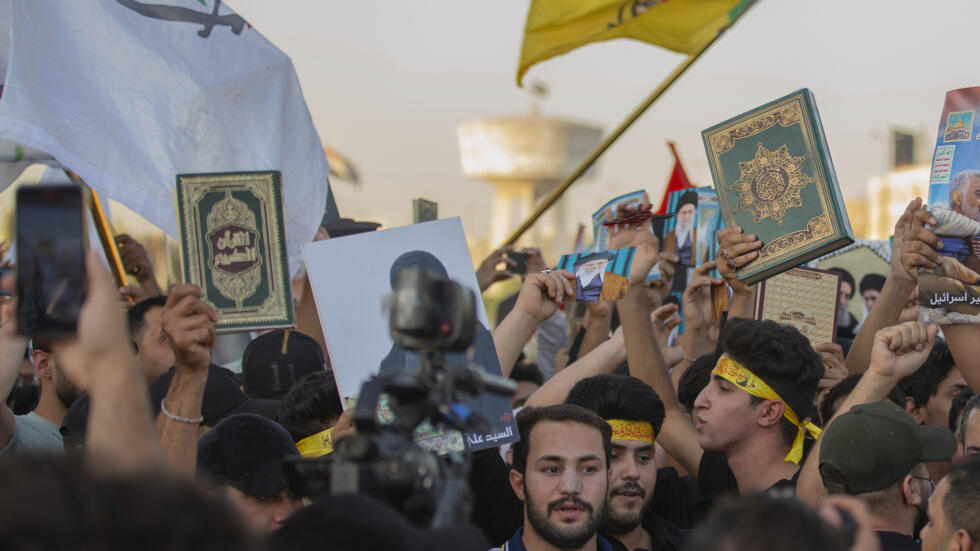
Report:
413,198,438,223
920,87,980,324
702,89,853,285
755,266,840,346
176,171,294,332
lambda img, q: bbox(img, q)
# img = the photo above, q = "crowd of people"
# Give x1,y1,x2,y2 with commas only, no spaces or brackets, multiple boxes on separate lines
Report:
1,196,980,551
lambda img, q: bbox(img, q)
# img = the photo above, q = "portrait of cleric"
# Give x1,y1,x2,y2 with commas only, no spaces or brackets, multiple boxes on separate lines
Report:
662,190,697,293
377,250,513,433
932,169,980,237
920,170,980,320
558,248,633,302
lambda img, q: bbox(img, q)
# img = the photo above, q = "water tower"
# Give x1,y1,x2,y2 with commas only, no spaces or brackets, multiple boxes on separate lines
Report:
457,100,602,261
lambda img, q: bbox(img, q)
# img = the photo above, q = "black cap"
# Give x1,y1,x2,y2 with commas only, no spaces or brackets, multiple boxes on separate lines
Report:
197,413,299,498
242,330,325,400
820,401,956,494
149,364,280,427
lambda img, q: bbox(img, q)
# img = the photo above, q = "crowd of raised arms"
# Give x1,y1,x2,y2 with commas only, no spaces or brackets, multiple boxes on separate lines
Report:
2,197,980,551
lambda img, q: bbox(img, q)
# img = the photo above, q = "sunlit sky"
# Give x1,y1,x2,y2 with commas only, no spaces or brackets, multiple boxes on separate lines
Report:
230,0,980,252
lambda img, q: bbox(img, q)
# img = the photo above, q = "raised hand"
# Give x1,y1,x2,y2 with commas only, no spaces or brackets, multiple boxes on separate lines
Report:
115,234,155,282
890,199,920,283
475,245,515,291
160,284,219,372
682,262,723,334
869,321,938,380
512,270,575,323
901,204,942,282
814,342,847,406
646,251,679,308
652,303,683,366
57,252,136,390
118,284,148,308
523,247,548,275
715,226,760,296
606,197,659,286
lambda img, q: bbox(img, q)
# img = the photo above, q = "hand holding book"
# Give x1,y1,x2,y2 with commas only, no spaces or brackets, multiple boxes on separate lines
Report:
715,226,760,296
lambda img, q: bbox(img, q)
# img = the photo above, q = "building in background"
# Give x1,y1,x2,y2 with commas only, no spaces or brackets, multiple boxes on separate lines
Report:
456,112,602,264
850,128,932,240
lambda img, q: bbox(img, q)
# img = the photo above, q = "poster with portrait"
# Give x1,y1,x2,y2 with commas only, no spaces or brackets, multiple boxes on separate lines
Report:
303,218,517,452
556,247,636,302
660,186,723,293
591,190,646,252
922,87,980,323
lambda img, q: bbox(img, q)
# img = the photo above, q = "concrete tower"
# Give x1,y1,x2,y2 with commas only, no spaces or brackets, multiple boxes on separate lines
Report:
456,113,602,261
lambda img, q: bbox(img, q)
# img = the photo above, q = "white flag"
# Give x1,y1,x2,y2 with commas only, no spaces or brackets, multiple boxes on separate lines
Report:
0,0,333,275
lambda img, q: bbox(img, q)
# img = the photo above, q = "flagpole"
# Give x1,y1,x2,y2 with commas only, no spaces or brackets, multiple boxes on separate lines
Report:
500,3,755,247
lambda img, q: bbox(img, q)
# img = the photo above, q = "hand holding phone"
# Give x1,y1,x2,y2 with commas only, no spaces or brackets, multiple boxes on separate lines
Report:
505,251,528,275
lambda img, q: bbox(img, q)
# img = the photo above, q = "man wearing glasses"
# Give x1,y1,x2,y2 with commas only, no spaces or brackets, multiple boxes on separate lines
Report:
818,401,957,550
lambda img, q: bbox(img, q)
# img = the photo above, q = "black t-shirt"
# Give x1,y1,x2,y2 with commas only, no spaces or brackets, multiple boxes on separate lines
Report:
605,514,683,551
468,447,682,550
696,451,801,500
648,467,709,529
875,531,920,551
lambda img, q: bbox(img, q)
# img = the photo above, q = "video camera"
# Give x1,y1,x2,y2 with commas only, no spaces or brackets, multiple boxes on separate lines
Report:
284,266,515,528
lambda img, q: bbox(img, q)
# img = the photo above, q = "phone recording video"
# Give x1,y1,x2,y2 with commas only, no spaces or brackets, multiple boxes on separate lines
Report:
506,251,528,275
16,185,87,336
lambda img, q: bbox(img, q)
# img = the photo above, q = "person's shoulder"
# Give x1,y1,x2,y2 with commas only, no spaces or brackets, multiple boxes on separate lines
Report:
13,412,63,453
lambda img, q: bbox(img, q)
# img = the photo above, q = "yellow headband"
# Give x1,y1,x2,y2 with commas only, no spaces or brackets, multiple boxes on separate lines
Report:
712,355,821,465
607,419,654,444
295,427,334,458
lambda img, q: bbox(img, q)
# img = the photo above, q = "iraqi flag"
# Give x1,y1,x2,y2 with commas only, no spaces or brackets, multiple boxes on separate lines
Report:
0,0,336,275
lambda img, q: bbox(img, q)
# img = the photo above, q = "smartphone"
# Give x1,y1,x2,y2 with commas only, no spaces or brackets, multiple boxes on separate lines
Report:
16,185,87,336
506,251,528,275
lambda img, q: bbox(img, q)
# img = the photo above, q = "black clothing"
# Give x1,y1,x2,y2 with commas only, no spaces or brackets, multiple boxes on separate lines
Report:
696,451,801,501
606,514,683,551
875,531,920,551
649,467,709,529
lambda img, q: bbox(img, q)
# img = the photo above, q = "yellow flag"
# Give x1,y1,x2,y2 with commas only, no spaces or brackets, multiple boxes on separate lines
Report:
517,0,751,85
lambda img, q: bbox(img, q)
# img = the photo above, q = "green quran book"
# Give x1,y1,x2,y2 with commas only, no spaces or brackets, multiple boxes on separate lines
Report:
176,171,294,332
702,89,853,285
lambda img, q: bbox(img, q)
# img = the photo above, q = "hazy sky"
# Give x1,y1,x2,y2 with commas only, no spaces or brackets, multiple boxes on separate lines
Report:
231,0,980,250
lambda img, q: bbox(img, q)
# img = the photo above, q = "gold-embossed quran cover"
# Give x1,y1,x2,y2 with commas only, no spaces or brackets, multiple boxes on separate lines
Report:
755,266,840,346
702,89,853,284
176,171,294,332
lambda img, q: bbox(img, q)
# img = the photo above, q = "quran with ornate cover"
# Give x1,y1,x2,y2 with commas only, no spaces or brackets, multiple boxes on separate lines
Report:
702,89,853,284
755,266,840,346
176,171,294,332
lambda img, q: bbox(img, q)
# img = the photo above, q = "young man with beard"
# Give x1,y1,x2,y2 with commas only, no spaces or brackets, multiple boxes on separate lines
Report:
0,335,82,454
564,375,682,551
506,404,615,551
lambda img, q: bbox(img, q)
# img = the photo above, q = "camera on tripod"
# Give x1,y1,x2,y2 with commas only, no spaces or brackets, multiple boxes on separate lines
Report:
284,266,515,528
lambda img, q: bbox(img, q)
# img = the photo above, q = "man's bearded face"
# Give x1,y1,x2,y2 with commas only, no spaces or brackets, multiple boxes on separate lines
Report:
955,177,980,222
526,488,604,549
577,259,608,284
676,203,696,232
603,440,657,535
